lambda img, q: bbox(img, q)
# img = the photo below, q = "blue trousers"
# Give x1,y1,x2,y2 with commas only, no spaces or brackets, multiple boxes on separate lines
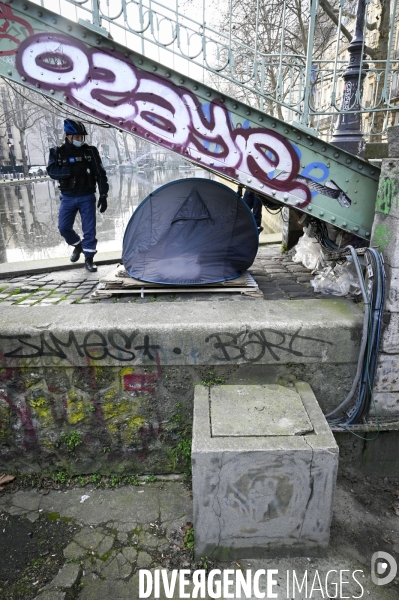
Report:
58,193,97,256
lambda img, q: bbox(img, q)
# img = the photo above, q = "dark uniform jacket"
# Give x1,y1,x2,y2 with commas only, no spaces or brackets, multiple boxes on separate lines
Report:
47,139,109,198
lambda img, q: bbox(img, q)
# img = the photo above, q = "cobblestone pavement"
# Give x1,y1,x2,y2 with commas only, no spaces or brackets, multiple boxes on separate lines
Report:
0,246,336,306
1,477,399,600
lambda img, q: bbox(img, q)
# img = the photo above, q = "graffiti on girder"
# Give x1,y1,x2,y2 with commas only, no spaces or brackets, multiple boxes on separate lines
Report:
15,32,317,206
0,3,33,56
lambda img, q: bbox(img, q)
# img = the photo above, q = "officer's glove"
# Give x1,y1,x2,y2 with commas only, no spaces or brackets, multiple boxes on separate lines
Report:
97,195,108,213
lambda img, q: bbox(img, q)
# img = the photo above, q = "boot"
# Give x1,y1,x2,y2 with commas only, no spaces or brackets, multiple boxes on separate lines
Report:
70,241,83,263
85,256,97,272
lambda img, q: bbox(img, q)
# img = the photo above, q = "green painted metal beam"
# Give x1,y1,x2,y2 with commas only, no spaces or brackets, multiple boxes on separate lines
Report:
0,0,380,240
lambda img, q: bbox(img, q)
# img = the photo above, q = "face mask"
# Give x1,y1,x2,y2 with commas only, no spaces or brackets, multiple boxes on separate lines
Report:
73,140,83,147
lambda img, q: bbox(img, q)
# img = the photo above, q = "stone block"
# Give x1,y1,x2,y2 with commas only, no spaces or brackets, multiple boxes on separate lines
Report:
388,126,399,158
381,313,399,353
371,212,399,268
365,142,388,160
383,265,399,313
192,383,338,559
374,354,399,391
373,391,399,418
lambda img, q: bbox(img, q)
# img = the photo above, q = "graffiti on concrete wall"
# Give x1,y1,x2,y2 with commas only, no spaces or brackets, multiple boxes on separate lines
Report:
0,330,160,361
0,327,332,365
205,328,333,362
0,360,163,458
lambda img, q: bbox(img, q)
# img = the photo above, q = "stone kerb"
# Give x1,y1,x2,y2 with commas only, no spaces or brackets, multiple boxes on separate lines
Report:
0,302,362,474
192,382,339,559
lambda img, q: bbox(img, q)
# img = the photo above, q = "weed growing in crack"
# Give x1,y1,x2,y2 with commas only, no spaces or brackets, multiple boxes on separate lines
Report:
201,370,225,387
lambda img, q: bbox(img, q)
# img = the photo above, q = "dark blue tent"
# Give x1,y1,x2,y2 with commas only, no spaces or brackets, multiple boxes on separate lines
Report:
122,178,258,285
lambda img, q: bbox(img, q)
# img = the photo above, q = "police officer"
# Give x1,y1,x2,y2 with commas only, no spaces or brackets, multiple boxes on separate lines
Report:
47,119,109,272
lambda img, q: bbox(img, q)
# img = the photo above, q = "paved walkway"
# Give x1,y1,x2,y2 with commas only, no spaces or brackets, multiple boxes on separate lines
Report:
1,477,399,599
0,246,334,306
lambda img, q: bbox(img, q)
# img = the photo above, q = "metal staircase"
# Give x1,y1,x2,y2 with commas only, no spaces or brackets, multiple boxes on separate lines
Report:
0,0,381,239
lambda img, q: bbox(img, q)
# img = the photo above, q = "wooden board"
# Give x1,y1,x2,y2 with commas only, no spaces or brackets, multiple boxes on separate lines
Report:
92,267,262,298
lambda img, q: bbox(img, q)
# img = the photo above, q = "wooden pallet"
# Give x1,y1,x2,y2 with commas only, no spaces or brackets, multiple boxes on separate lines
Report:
92,266,262,298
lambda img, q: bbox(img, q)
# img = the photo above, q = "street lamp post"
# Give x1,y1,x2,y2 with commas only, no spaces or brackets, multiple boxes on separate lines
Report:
7,140,16,175
331,0,368,157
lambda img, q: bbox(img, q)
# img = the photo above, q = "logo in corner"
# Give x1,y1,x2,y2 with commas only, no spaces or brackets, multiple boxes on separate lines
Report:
371,551,397,586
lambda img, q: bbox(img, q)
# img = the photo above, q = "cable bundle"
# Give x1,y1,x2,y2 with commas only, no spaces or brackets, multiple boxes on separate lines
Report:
326,247,386,426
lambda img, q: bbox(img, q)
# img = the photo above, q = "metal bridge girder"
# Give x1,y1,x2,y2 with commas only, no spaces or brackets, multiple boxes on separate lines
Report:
0,0,380,239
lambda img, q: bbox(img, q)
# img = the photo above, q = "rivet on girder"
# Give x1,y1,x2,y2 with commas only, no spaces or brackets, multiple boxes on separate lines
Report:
96,40,101,45
21,76,26,82
138,59,143,65
342,222,347,227
309,141,313,146
193,85,198,90
297,136,301,140
165,72,171,78
52,19,57,24
206,92,211,97
358,165,363,170
67,26,72,31
179,79,184,84
354,227,359,232
295,201,300,206
7,70,12,76
158,139,162,143
260,184,264,188
152,66,157,71
370,170,375,175
247,178,252,183
246,110,250,115
283,194,288,200
210,162,214,166
110,46,115,51
272,191,276,196
307,205,312,211
366,232,370,237
319,211,324,216
331,216,336,221
346,158,351,163
131,127,136,131
37,11,43,17
284,129,288,133
271,123,276,128
259,116,263,122
50,89,55,95
334,152,339,158
232,104,237,109
321,146,326,151
22,3,28,8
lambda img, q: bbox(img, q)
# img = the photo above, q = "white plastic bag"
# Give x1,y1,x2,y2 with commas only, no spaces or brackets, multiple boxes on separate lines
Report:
310,259,361,296
292,232,324,271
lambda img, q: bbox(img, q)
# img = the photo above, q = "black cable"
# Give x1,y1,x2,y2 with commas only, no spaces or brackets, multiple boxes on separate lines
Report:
326,246,385,427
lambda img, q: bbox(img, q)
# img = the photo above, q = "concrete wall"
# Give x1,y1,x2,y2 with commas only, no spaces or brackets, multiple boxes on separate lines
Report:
0,300,363,475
